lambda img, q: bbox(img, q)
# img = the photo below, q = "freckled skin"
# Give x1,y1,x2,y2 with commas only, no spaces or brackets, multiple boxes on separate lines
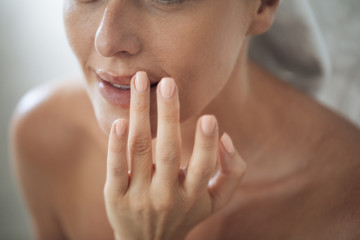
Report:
63,0,254,136
10,0,360,239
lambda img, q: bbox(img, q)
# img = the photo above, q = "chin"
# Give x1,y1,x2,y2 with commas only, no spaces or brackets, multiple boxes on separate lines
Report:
94,101,159,139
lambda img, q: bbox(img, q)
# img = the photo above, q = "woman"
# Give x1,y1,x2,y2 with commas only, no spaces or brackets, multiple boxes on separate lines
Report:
11,0,360,239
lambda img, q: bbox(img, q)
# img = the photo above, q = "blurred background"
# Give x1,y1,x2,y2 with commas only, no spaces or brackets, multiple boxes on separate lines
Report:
0,1,79,239
0,0,359,239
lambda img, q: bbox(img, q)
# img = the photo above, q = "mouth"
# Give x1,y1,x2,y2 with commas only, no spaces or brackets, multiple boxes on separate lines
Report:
108,82,131,90
96,69,159,90
108,81,159,90
95,69,159,107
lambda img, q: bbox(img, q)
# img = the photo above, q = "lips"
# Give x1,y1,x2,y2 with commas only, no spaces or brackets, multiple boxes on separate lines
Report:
96,69,159,107
96,69,133,86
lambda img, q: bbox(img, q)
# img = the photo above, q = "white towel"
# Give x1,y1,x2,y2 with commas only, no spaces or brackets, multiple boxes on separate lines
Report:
249,0,332,95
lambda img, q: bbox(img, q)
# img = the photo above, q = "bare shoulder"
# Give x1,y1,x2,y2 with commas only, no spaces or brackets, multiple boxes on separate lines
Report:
253,62,360,237
10,76,95,165
319,113,360,235
291,84,360,238
9,76,97,239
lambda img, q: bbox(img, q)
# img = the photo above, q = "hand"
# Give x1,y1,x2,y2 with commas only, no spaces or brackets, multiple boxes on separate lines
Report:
104,71,246,240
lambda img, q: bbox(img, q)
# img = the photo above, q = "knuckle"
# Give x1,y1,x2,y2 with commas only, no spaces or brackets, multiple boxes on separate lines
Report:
157,145,179,165
160,113,179,123
103,184,117,202
233,160,247,179
109,165,127,177
130,201,144,213
103,186,128,210
129,136,152,156
160,104,179,122
132,101,149,113
153,196,176,212
191,164,214,179
130,199,151,214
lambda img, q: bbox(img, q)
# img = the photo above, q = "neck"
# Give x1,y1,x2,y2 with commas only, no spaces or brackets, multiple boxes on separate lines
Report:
178,47,313,188
177,42,250,165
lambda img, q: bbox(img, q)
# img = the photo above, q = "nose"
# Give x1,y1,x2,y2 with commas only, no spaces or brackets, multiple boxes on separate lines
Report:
95,2,141,57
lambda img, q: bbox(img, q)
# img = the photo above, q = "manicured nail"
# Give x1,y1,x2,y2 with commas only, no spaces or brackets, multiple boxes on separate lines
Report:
221,133,234,154
115,119,126,136
135,72,148,92
160,78,175,99
201,115,217,136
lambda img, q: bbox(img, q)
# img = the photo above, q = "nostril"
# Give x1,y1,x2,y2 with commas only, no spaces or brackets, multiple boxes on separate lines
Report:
94,29,142,57
94,9,142,57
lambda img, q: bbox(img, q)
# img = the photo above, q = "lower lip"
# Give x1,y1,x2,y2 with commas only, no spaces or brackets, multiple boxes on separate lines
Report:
97,75,157,108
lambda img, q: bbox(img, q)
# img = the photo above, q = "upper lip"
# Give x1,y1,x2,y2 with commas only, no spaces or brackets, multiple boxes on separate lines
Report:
96,69,159,86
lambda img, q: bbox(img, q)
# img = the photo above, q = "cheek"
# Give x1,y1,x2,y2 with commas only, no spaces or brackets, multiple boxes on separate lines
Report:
150,6,248,120
64,5,116,135
63,5,101,71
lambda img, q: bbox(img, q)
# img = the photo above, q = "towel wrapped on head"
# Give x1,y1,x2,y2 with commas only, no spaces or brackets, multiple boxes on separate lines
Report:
250,0,331,95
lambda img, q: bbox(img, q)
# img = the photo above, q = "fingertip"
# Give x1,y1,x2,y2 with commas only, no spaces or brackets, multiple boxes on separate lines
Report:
114,119,127,137
199,115,218,136
219,133,246,176
106,120,129,196
109,119,128,152
159,77,176,99
185,115,219,195
220,132,235,154
133,71,148,83
218,133,233,174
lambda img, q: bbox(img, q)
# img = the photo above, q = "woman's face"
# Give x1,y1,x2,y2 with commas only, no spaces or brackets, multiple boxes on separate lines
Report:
64,0,255,136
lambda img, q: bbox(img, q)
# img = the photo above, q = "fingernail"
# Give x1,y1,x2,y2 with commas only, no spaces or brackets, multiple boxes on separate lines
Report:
160,78,175,99
201,115,217,136
115,119,126,136
135,72,148,92
221,133,234,154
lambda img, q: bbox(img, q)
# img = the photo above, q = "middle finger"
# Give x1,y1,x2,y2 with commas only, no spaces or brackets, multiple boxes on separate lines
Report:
154,77,181,186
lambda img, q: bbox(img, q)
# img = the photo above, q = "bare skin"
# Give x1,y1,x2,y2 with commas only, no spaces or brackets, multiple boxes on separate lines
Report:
10,0,360,239
11,60,360,239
